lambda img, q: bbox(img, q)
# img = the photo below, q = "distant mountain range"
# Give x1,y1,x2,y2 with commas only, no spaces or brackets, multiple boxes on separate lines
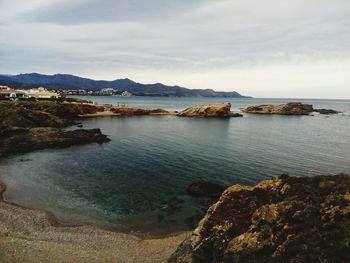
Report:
0,73,250,98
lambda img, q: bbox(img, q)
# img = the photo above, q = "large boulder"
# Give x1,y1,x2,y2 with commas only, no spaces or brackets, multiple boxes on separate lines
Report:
177,103,242,117
168,174,350,263
243,102,314,115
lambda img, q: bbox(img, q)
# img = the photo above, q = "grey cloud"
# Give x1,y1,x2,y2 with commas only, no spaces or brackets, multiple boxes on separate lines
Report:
20,0,211,25
1,0,350,97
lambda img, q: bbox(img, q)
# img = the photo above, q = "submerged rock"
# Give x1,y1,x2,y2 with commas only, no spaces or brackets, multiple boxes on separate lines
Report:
314,109,339,115
177,103,242,117
187,181,226,197
243,102,314,115
169,174,350,263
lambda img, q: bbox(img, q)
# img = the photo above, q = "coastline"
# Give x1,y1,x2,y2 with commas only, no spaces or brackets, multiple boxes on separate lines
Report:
1,99,349,262
0,179,190,262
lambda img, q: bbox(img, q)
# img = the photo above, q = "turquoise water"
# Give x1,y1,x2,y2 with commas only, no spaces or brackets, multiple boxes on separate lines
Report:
1,97,350,234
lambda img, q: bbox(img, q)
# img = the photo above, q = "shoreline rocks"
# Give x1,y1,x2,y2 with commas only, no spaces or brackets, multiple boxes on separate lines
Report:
0,101,110,158
0,128,110,156
169,174,350,263
177,103,242,118
243,102,314,115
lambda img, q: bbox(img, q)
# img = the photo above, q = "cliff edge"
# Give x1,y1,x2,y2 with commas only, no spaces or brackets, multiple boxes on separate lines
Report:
169,174,350,263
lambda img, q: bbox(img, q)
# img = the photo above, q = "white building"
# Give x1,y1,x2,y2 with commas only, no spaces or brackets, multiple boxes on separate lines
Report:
121,91,133,97
25,87,59,99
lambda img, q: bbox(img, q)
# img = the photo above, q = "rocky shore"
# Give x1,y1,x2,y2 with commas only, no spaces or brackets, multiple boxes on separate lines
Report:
0,101,110,157
1,173,349,262
169,174,350,263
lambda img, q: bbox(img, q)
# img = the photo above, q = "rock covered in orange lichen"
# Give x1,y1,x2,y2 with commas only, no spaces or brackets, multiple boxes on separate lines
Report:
168,174,350,263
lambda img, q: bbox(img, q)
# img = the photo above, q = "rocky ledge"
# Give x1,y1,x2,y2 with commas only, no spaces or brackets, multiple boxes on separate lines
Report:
243,102,314,115
169,174,350,263
0,101,110,157
177,103,242,117
110,106,173,116
0,127,109,156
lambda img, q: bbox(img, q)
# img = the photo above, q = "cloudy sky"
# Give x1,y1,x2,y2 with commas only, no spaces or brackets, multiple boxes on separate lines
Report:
1,0,349,98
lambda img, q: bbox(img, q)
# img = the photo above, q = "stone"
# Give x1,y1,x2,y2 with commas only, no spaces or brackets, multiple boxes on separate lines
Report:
243,102,314,115
177,103,241,117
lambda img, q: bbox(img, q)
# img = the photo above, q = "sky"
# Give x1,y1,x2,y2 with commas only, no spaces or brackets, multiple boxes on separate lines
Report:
0,0,349,98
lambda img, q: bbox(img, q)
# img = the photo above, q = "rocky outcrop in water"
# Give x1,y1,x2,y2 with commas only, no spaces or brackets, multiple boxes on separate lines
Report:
177,103,242,117
110,107,172,116
243,103,314,115
169,174,350,263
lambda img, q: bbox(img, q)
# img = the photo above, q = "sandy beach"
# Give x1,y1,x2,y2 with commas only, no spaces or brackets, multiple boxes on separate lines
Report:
0,181,189,263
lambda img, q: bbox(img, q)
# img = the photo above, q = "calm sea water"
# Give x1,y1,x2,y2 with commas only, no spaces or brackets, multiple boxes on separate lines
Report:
1,96,350,234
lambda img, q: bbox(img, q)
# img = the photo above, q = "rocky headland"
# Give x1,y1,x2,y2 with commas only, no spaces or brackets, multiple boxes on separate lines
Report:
177,103,242,117
169,174,350,263
0,101,110,157
243,102,314,115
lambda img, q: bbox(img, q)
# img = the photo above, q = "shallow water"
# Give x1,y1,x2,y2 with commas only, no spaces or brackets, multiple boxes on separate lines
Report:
1,97,350,234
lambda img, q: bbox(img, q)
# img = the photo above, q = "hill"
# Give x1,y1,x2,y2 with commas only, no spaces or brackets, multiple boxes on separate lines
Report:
0,73,249,98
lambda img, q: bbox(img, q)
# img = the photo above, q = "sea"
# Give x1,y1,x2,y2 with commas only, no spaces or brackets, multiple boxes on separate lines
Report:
1,96,350,235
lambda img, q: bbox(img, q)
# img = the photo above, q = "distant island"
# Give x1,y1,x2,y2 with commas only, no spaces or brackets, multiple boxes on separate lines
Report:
0,73,251,98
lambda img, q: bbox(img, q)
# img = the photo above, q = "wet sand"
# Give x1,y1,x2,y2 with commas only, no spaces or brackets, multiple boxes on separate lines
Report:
0,181,189,263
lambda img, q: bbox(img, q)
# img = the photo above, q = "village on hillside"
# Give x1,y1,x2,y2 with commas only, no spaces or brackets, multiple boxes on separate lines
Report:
0,86,133,100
